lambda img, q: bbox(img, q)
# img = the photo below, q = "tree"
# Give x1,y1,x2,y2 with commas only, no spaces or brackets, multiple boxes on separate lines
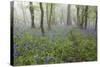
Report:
40,3,45,35
84,6,88,29
76,5,80,25
80,7,85,29
48,4,53,30
60,9,64,24
46,3,55,28
29,2,35,28
46,3,49,28
67,4,71,25
52,4,56,25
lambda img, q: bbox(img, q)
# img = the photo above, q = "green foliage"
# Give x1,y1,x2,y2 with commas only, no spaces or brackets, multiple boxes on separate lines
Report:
14,29,97,65
88,6,97,19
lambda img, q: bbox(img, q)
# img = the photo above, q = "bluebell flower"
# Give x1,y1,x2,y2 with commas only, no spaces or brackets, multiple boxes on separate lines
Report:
23,42,29,49
13,43,17,49
44,56,50,64
13,44,20,57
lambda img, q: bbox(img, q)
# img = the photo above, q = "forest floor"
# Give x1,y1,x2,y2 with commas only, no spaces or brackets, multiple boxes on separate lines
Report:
13,24,97,65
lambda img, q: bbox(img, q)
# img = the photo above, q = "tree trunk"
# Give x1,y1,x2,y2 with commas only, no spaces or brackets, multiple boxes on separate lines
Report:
46,4,49,27
84,6,88,29
67,5,71,25
61,10,64,24
80,7,85,29
29,2,35,28
76,5,80,26
52,5,56,25
40,3,45,35
48,4,53,30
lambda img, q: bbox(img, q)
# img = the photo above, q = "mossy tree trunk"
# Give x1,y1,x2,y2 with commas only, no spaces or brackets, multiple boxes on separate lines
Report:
40,3,45,35
67,5,71,25
84,6,88,29
48,4,53,30
29,2,35,28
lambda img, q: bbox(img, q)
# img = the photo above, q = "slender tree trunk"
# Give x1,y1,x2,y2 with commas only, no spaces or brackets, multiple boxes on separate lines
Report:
48,4,53,30
76,5,80,26
67,5,71,25
40,3,45,35
84,6,88,29
46,4,49,27
52,5,56,25
95,8,97,30
80,7,85,29
61,10,64,24
29,2,35,28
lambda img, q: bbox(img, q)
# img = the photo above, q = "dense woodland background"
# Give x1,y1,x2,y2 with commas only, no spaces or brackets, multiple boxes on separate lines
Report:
11,1,97,65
